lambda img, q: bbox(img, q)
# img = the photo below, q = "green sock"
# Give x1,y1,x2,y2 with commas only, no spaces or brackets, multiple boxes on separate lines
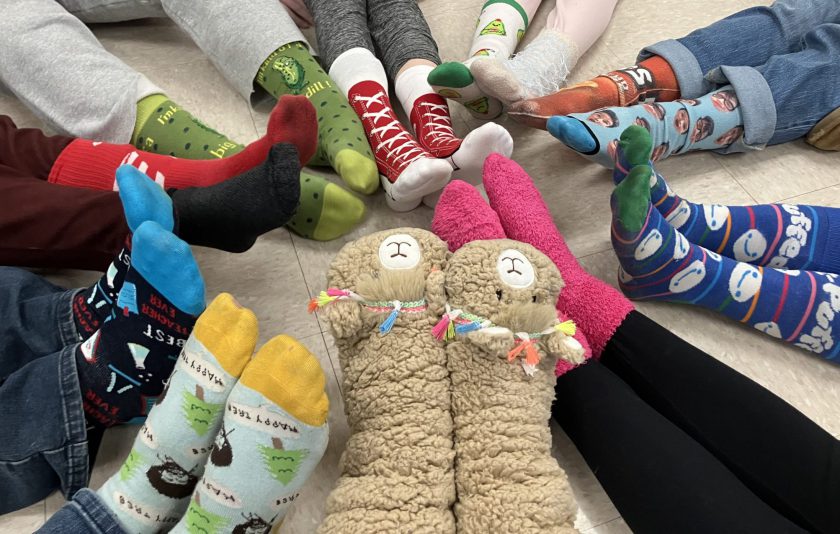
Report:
288,173,365,241
256,42,378,195
132,94,244,160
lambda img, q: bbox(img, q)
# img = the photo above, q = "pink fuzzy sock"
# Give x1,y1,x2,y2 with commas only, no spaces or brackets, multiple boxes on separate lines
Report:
432,180,505,249
432,179,593,369
482,154,634,356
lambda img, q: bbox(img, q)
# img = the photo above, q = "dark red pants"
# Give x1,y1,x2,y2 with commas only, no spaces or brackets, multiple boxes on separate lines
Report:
0,116,126,271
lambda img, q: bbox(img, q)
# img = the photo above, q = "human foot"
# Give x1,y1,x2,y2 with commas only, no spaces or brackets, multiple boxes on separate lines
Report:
96,293,258,532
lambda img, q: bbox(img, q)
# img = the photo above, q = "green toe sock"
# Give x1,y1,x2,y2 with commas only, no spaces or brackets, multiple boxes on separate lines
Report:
428,62,502,119
132,94,244,159
619,126,655,168
612,165,654,233
288,173,365,241
256,42,378,194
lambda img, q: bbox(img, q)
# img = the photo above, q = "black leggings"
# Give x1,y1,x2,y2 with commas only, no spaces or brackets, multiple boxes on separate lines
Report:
554,311,840,534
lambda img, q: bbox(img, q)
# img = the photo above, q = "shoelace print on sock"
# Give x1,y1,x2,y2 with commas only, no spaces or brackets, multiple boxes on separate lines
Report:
355,92,426,167
418,102,459,148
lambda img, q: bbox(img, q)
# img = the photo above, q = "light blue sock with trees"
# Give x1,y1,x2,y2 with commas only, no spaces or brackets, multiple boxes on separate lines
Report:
171,335,329,534
97,293,258,533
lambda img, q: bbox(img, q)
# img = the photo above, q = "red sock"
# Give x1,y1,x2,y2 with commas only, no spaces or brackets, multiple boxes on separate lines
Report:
48,96,317,191
409,94,462,158
347,80,434,184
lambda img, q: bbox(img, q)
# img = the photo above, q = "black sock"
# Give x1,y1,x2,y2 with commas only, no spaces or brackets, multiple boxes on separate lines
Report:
171,143,301,253
73,237,132,339
76,222,204,427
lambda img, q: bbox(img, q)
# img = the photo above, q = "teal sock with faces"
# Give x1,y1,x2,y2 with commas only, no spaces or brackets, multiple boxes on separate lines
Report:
549,85,745,167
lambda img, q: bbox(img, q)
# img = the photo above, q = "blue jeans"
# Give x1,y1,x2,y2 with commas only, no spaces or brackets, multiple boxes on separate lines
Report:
38,489,125,534
640,0,840,149
0,267,94,514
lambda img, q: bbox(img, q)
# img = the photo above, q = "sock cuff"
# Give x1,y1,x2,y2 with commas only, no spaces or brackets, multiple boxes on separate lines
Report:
395,64,436,112
329,48,388,95
48,139,134,190
481,0,530,25
132,93,169,144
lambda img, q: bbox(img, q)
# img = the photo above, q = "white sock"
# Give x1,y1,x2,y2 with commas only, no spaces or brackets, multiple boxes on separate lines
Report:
469,1,528,59
328,47,389,96
395,64,436,115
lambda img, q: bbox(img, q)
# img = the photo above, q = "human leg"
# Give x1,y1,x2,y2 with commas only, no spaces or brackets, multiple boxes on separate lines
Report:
507,0,840,128
37,488,124,534
611,164,840,360
600,311,840,533
0,115,74,177
548,85,745,167
554,358,807,533
613,126,840,273
471,0,619,105
428,0,541,119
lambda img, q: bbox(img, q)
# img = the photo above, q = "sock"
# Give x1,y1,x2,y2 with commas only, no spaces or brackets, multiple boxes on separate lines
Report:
548,85,745,167
171,143,301,252
395,64,513,204
330,48,452,212
480,154,633,357
613,126,840,273
72,166,176,339
470,28,581,106
76,221,205,427
256,42,379,195
507,56,680,129
50,96,317,191
612,165,840,360
286,172,366,241
428,0,533,119
396,64,463,158
132,94,244,159
97,294,258,533
171,335,329,533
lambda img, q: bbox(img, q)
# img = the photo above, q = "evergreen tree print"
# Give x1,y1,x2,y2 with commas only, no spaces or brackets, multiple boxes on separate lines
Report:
258,437,307,485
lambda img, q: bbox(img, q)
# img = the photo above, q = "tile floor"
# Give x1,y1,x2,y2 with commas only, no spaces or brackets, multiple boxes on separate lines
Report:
2,0,839,532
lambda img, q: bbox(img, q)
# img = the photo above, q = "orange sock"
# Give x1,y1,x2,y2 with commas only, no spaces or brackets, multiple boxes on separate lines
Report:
508,56,680,129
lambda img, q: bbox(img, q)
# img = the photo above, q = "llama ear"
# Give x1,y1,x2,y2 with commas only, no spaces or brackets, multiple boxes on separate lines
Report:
425,269,447,316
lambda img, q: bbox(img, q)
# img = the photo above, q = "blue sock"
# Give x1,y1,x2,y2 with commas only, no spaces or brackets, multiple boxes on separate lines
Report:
76,221,205,427
547,115,597,154
73,167,176,339
612,165,840,361
612,125,840,273
117,165,175,233
551,86,745,168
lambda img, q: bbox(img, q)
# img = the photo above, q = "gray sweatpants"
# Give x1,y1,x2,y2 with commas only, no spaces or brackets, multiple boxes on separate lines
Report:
0,0,306,143
303,0,440,81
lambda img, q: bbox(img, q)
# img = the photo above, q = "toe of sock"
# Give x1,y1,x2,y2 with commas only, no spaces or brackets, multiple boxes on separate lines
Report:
470,58,524,104
507,100,550,130
240,335,328,427
619,125,655,166
269,95,319,164
312,183,365,241
132,220,206,316
194,293,259,377
334,149,379,195
116,165,175,233
428,62,475,90
612,166,654,233
547,116,598,154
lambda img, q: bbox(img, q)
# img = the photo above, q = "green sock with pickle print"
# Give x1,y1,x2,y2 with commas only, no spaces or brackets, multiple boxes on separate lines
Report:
256,42,379,195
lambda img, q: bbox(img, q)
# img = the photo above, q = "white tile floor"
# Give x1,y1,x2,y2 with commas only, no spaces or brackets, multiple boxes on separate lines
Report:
2,0,840,532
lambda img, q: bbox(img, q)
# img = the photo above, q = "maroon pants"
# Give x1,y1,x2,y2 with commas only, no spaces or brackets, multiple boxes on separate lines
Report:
0,116,127,271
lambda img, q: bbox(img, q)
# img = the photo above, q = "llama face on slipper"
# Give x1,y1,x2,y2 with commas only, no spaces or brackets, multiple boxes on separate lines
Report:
445,239,564,333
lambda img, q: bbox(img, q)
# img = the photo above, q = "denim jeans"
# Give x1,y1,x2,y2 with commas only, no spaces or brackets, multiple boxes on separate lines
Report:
0,267,94,514
640,0,840,149
37,488,125,534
